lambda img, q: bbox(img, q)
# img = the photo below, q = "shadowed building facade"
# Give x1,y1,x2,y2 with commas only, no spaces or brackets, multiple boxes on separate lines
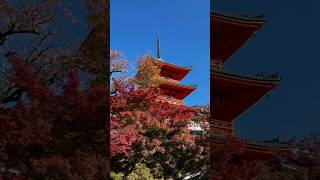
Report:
210,11,293,160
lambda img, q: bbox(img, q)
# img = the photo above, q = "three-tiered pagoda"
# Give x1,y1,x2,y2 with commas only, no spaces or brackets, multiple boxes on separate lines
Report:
210,11,292,160
150,36,197,105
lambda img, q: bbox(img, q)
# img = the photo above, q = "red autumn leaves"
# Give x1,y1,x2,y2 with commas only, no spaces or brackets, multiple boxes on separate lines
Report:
110,79,196,159
0,54,108,179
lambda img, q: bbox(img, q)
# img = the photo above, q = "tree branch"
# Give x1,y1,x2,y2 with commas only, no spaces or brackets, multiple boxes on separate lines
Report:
110,70,121,76
2,89,23,104
0,25,39,46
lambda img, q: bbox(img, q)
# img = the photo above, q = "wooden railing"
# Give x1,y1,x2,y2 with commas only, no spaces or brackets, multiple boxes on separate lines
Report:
243,138,295,149
210,119,234,136
211,119,233,128
211,58,224,70
210,135,294,150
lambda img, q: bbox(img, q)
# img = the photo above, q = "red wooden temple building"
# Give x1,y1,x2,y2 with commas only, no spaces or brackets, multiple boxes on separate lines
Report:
157,61,196,105
149,36,197,105
210,11,293,160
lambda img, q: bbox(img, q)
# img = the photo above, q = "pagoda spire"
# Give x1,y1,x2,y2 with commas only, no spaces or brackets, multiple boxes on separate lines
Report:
157,34,161,59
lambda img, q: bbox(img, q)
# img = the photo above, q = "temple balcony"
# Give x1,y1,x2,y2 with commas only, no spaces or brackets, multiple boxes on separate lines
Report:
210,119,235,137
211,135,294,153
242,137,295,150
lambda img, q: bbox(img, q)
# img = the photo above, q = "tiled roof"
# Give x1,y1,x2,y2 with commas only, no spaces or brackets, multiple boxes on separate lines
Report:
154,58,192,70
211,10,266,23
160,81,197,90
212,68,281,84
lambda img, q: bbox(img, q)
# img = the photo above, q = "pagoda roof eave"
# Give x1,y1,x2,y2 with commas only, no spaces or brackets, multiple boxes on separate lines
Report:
154,59,192,71
211,11,266,62
160,82,197,90
154,58,193,81
211,10,266,24
211,69,280,121
159,82,196,100
211,69,281,86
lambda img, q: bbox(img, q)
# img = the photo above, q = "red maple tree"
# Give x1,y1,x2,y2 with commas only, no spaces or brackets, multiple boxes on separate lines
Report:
0,54,108,179
211,137,262,180
110,79,203,178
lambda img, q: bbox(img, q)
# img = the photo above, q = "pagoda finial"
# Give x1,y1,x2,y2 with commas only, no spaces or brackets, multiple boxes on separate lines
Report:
157,34,161,59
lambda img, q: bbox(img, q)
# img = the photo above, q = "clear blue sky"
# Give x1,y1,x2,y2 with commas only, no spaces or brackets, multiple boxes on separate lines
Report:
111,0,210,106
213,0,320,139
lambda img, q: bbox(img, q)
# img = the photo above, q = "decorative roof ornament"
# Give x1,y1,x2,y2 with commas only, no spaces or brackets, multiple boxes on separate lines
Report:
157,34,163,60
